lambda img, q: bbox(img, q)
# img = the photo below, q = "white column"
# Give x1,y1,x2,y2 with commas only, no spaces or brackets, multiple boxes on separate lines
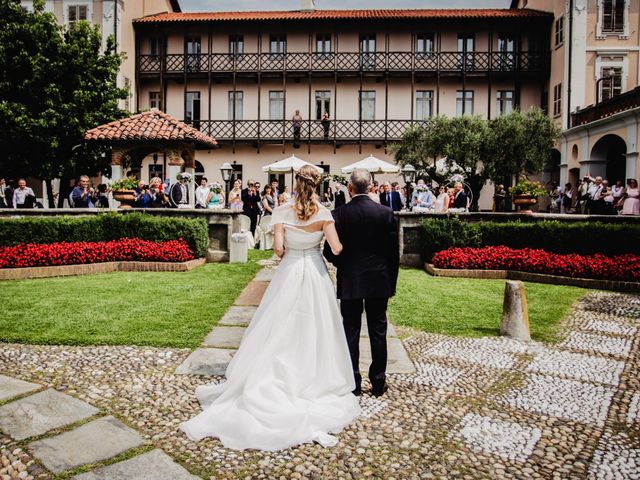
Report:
625,152,638,182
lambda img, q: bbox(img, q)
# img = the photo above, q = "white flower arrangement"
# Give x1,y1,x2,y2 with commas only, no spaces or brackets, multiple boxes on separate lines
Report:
177,172,193,182
449,173,465,183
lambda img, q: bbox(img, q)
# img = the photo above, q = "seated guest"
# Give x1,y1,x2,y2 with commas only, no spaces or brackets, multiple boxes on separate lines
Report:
12,178,36,209
379,182,402,211
452,182,468,210
411,179,434,211
71,175,97,208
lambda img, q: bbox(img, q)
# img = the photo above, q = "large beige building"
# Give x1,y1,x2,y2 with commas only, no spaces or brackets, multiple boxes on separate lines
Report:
512,0,640,186
131,4,553,208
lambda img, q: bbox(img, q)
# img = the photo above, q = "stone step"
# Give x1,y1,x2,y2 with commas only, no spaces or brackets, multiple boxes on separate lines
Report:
0,374,41,402
235,281,270,306
0,389,98,441
218,306,257,326
202,326,246,349
28,416,144,474
176,348,235,376
71,449,200,480
254,268,277,282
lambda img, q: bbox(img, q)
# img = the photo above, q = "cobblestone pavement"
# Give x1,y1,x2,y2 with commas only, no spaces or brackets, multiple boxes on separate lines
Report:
0,291,639,479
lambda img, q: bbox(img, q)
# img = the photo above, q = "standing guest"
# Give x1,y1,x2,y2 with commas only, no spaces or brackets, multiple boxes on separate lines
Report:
292,110,303,146
229,179,243,209
241,180,260,234
261,184,275,215
577,176,591,214
411,179,433,210
448,188,455,209
0,178,9,208
195,177,210,208
134,180,152,208
452,182,468,210
391,182,405,208
282,185,292,203
321,111,331,139
562,182,574,213
12,178,36,209
206,182,224,209
334,183,346,209
493,184,507,212
255,181,263,216
602,180,615,215
368,182,381,203
379,182,402,212
71,175,96,208
4,180,15,208
611,180,625,209
621,179,640,215
270,179,280,207
95,184,110,208
588,176,605,215
433,185,449,213
170,174,189,207
277,193,285,205
149,178,170,208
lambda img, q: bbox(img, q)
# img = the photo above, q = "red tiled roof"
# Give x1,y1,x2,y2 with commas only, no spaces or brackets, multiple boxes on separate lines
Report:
84,110,217,148
133,8,552,24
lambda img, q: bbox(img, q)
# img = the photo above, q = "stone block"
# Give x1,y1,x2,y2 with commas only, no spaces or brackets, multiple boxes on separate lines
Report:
0,375,40,402
202,326,246,348
219,306,257,326
500,280,531,341
175,348,235,376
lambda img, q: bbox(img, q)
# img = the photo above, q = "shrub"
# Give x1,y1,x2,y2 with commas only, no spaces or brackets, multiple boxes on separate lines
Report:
0,238,194,269
432,246,640,282
0,213,209,258
420,218,640,260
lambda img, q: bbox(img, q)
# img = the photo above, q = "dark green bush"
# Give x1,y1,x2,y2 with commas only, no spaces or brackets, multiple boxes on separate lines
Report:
0,213,209,258
420,218,640,260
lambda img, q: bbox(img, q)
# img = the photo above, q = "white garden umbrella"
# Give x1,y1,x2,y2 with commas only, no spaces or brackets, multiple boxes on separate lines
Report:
262,155,323,190
341,155,401,176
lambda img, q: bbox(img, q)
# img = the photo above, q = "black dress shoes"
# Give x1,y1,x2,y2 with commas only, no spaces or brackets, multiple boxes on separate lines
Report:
371,383,388,397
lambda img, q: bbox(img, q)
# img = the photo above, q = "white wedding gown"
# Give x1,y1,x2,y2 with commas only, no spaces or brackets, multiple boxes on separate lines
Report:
180,204,361,451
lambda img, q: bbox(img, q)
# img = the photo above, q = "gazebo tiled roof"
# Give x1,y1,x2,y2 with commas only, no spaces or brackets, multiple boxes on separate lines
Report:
84,109,217,149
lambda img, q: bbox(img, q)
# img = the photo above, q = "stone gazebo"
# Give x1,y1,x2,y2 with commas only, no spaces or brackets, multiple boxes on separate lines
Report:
84,109,217,206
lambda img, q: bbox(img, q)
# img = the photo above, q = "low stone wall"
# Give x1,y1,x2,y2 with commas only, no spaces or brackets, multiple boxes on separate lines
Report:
425,263,640,293
396,212,640,267
0,208,243,263
0,258,206,281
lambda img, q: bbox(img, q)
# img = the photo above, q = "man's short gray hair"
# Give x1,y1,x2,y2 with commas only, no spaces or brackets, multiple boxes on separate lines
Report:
349,168,371,195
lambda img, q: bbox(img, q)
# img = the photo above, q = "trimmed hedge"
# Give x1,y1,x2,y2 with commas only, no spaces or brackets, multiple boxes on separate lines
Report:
0,213,209,259
420,217,640,261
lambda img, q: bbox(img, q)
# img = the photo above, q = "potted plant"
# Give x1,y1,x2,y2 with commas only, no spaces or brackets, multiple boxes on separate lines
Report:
509,178,547,212
110,176,139,208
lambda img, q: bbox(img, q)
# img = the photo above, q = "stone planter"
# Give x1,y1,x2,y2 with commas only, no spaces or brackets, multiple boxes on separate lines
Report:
512,194,537,213
112,190,137,209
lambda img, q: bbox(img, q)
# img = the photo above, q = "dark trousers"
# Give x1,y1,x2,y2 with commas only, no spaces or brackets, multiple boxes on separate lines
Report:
340,297,388,390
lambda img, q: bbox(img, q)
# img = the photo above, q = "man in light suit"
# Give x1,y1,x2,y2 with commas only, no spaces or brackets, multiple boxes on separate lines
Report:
379,182,402,212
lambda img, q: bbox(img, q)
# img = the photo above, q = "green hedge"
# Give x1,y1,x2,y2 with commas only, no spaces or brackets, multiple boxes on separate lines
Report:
420,217,640,261
0,213,209,258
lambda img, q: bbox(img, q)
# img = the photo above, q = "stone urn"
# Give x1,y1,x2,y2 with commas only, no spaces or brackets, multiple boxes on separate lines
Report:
112,189,137,209
512,194,537,213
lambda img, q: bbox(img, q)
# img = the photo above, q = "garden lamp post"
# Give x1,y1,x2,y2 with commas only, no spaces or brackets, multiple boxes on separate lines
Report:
401,164,416,210
220,162,233,208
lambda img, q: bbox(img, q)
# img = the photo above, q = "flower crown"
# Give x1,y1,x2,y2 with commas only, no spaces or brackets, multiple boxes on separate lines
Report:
295,170,320,186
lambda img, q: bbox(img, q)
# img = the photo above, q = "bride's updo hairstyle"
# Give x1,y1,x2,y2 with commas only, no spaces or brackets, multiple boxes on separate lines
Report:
294,165,321,221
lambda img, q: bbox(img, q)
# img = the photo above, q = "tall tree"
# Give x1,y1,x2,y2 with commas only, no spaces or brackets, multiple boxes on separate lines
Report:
0,0,127,206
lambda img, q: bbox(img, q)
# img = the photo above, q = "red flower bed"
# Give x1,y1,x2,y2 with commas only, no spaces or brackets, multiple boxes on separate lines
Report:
432,246,640,282
0,238,194,269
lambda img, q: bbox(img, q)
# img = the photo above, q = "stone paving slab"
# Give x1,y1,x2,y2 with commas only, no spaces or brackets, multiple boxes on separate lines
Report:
359,320,397,338
0,389,98,441
202,326,246,348
235,281,270,306
176,348,235,376
71,449,200,480
29,416,144,474
218,306,257,326
359,337,416,374
254,268,277,282
0,374,41,402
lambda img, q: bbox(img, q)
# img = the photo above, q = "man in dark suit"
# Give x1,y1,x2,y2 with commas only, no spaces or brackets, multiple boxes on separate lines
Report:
379,182,402,212
323,169,400,397
452,181,468,209
241,180,260,235
334,185,346,209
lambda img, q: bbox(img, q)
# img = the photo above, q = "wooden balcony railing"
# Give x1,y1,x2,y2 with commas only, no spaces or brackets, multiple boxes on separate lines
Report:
139,51,548,75
182,119,429,143
571,86,640,128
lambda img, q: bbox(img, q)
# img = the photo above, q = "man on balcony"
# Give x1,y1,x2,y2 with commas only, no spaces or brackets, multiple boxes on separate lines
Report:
292,110,303,147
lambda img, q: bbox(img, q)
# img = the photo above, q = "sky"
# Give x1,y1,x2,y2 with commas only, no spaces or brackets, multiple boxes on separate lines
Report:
178,0,512,11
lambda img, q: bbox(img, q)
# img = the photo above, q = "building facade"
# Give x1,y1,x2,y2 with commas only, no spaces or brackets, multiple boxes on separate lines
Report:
512,0,640,187
132,7,553,208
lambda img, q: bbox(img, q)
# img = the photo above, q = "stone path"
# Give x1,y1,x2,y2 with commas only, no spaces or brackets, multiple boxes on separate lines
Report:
176,257,416,377
0,376,197,479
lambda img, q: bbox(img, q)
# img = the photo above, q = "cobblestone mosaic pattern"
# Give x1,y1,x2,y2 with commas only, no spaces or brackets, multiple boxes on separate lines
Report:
0,291,638,479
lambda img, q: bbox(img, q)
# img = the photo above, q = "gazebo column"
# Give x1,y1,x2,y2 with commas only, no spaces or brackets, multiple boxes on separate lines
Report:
167,149,183,189
182,147,196,207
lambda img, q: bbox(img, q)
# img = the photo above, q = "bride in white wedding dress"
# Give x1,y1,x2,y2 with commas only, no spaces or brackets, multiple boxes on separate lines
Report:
180,165,361,451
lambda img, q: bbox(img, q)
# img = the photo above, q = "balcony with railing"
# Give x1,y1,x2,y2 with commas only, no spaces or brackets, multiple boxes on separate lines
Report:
571,86,640,128
183,119,428,144
139,51,547,76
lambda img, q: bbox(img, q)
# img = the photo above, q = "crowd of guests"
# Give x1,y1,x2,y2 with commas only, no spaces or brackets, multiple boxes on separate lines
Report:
548,176,639,216
0,178,39,209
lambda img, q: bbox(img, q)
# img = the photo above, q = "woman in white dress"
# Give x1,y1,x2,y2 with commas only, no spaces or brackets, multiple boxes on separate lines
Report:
433,185,449,213
180,165,361,451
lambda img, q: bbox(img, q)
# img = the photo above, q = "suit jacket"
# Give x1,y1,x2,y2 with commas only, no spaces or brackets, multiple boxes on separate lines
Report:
241,188,260,217
323,195,399,300
379,190,402,212
334,190,346,208
170,183,188,206
453,190,468,209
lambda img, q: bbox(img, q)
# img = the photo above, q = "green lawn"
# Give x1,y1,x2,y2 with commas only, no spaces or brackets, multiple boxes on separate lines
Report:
0,250,273,348
388,268,589,343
